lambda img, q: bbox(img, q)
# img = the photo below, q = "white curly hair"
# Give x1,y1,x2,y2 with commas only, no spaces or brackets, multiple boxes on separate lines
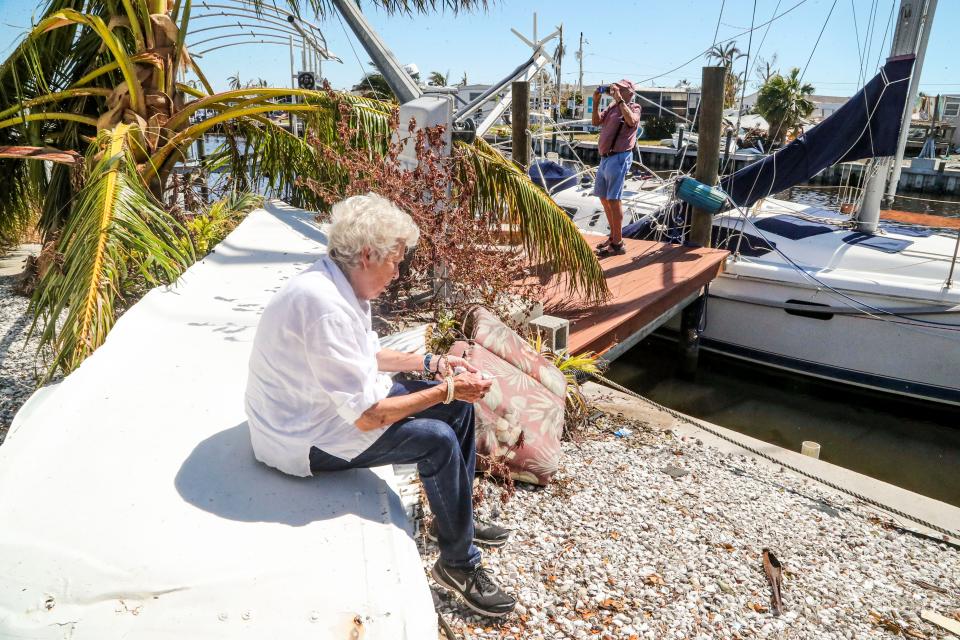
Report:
327,193,420,270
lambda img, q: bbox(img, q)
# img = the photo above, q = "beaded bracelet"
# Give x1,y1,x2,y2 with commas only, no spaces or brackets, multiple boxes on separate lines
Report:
443,376,455,404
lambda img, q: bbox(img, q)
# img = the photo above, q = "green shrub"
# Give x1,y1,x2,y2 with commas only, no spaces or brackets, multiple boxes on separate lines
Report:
642,116,677,140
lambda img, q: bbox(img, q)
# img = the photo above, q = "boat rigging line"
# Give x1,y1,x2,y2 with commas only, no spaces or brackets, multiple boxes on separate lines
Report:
724,195,960,332
798,0,839,86
634,0,814,86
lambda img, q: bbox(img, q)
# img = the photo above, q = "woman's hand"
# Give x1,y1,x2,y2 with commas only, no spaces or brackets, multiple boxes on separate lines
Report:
453,372,493,403
436,354,477,376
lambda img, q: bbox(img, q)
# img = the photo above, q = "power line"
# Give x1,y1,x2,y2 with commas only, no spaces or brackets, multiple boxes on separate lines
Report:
631,0,816,86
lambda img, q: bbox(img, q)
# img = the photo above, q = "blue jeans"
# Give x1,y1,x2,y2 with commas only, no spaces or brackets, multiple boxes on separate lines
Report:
309,378,482,570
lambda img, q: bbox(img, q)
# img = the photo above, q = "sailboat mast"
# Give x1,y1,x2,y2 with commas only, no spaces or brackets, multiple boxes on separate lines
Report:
857,0,936,232
886,0,937,202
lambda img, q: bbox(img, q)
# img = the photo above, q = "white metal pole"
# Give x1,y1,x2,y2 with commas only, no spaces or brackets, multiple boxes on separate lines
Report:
289,35,297,135
857,0,931,232
886,0,938,202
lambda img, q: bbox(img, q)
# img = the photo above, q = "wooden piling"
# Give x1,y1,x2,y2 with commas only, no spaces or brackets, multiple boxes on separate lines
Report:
680,66,725,378
511,81,531,168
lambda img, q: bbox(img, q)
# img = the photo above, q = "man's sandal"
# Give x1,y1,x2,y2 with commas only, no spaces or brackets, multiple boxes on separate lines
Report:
595,241,626,257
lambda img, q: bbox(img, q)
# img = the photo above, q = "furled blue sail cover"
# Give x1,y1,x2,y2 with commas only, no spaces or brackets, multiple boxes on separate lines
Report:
720,54,915,208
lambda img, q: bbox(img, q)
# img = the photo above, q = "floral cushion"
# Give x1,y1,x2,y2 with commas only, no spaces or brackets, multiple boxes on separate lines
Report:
451,308,566,485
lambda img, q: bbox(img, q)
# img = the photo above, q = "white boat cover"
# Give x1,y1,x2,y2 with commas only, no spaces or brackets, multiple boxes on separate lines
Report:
0,201,436,639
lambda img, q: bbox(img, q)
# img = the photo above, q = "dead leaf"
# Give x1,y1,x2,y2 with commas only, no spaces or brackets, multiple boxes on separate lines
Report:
904,628,927,639
869,611,903,634
644,573,666,586
599,598,626,612
748,602,769,614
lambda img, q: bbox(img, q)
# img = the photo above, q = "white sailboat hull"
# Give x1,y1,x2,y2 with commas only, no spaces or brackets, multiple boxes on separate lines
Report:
694,274,960,405
553,179,960,406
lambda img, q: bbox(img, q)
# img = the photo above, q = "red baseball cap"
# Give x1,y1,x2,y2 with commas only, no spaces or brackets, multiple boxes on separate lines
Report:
612,78,636,94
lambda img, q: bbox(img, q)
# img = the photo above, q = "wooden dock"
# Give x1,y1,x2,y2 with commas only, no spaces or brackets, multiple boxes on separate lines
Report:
542,235,729,359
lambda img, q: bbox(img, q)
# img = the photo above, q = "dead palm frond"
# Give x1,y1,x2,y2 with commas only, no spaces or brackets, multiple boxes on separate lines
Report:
457,138,608,302
31,124,193,376
529,332,602,436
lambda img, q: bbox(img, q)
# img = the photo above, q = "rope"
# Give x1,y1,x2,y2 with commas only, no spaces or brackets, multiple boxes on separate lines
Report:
334,11,381,99
586,370,960,542
798,0,839,86
725,196,960,331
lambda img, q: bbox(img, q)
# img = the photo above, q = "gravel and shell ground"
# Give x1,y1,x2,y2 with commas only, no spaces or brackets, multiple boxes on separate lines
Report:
3,250,958,639
417,400,960,640
0,275,57,446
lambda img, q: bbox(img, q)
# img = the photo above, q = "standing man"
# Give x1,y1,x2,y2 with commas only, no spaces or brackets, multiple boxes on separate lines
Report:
591,79,641,256
245,193,516,618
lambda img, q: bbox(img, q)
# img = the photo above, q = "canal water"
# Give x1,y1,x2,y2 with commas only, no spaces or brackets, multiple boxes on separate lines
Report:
777,184,960,218
606,336,960,507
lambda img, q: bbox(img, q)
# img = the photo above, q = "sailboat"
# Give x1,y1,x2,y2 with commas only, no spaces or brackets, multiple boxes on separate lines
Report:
549,48,960,407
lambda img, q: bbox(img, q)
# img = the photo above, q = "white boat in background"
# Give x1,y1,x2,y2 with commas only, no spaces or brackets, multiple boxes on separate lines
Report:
548,174,960,406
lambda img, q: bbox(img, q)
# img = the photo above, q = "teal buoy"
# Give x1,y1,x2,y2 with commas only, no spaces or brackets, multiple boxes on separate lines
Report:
676,177,727,214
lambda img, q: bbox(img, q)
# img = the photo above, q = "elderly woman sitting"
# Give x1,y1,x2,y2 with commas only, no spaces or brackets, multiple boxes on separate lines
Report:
245,193,516,617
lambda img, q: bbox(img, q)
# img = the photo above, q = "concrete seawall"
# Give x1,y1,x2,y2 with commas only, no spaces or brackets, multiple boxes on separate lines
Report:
583,381,960,545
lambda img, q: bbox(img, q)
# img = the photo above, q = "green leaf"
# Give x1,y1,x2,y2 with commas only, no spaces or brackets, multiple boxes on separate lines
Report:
31,124,194,375
455,138,609,302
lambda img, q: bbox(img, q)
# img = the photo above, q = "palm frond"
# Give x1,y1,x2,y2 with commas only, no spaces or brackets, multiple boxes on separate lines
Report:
252,0,489,18
0,1,116,237
186,190,263,255
184,90,393,208
31,124,194,376
455,138,608,301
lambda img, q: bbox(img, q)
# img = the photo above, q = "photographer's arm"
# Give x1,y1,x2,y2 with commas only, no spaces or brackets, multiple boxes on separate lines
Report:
591,89,602,127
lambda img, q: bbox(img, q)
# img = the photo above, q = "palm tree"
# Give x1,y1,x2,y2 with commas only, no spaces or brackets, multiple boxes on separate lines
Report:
706,42,745,108
352,72,395,101
755,67,815,147
459,71,468,87
0,0,606,374
706,42,744,69
427,70,449,87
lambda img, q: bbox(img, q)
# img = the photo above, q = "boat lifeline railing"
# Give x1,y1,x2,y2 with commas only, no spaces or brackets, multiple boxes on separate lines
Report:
520,119,670,195
947,228,960,288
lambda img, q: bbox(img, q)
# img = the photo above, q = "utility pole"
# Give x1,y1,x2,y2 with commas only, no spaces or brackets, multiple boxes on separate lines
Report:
858,0,937,231
577,32,584,119
679,65,724,378
511,81,531,168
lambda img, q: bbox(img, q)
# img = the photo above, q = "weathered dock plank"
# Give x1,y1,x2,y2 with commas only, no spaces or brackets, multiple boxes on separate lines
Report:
542,235,729,356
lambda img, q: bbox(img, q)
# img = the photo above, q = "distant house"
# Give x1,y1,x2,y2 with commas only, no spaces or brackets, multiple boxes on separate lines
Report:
939,94,960,146
454,83,493,122
741,91,849,122
583,84,701,122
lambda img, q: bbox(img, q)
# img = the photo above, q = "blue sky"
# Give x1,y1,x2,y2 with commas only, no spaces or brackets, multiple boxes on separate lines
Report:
1,0,957,97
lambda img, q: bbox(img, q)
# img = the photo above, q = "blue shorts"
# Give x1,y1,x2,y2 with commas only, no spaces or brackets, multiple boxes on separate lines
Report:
593,151,631,200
